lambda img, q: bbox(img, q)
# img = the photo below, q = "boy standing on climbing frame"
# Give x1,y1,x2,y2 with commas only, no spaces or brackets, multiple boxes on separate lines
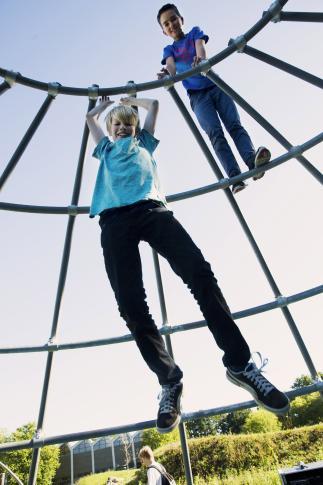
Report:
157,3,271,194
86,94,289,434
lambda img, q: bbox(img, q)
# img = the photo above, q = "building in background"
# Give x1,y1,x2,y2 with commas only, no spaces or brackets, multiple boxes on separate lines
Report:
54,431,143,484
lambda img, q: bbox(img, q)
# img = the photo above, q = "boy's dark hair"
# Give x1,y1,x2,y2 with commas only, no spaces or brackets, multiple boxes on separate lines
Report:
157,4,182,25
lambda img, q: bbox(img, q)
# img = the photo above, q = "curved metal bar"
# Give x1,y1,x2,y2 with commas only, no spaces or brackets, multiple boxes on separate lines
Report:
0,381,322,453
0,284,321,354
1,130,322,215
243,45,323,89
0,462,24,485
27,98,96,485
0,1,288,97
205,70,323,184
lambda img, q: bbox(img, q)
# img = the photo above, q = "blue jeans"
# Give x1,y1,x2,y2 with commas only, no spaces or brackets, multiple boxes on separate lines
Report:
100,200,250,385
189,85,255,177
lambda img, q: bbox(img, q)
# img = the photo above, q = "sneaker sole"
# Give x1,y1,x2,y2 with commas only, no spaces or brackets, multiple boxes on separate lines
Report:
156,412,182,434
226,370,290,415
253,147,271,181
232,184,247,195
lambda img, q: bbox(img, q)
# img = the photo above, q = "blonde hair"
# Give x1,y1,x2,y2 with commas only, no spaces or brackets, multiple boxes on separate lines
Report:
105,105,139,135
138,445,154,461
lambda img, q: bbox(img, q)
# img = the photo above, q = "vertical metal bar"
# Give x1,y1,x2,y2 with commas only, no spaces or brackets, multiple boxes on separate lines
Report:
243,45,323,90
204,70,323,184
152,251,194,485
167,86,320,379
69,446,74,485
0,94,55,191
27,97,96,484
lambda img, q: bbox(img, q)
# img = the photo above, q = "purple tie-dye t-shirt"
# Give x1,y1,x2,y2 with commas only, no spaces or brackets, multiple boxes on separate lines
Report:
162,26,214,91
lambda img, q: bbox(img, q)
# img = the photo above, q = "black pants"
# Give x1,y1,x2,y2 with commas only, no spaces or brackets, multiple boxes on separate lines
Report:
100,200,250,385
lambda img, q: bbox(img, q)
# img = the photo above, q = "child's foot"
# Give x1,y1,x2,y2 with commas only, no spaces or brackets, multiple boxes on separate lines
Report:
226,357,290,415
156,381,183,433
253,146,271,180
232,181,247,194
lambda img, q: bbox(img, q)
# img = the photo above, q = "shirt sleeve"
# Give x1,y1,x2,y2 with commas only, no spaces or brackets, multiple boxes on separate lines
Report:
92,136,112,160
191,25,209,44
161,44,174,65
138,129,160,154
147,467,162,485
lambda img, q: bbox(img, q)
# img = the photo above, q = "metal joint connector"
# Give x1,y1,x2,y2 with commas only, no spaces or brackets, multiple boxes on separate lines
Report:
46,338,58,352
289,145,302,157
163,75,175,90
199,59,211,77
5,70,19,87
276,295,287,307
48,82,61,98
267,0,282,22
230,35,247,53
88,84,99,100
220,178,231,189
68,205,78,216
126,81,137,96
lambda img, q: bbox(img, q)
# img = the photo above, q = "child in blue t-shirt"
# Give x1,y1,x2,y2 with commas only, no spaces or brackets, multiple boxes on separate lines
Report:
157,3,271,194
86,95,289,435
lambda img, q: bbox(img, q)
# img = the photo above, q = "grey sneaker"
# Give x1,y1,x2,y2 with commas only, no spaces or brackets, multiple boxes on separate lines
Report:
232,181,247,194
156,381,183,433
253,146,271,180
226,355,290,415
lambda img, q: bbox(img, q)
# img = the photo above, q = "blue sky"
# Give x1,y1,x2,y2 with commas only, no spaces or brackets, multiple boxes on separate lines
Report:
0,0,322,438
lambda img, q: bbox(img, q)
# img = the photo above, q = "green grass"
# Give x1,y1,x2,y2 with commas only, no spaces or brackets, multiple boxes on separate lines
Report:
76,468,137,484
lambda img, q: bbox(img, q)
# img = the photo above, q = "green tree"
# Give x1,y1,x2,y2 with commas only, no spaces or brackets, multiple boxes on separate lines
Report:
291,372,323,389
0,423,60,485
242,409,282,434
141,428,179,450
186,416,220,438
217,410,251,434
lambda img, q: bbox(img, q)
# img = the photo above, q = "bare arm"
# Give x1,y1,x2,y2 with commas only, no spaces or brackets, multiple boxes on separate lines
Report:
192,39,207,67
120,97,159,135
86,96,115,145
157,56,176,79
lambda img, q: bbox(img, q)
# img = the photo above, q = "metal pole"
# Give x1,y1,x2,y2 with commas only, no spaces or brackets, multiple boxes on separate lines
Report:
266,11,323,23
243,45,323,90
152,250,194,485
27,96,96,485
204,69,323,184
0,92,57,191
167,85,320,381
69,446,74,485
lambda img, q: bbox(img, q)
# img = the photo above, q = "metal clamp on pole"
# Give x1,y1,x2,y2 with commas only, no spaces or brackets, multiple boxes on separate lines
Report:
163,75,175,90
229,35,247,53
48,82,61,98
199,59,212,77
5,70,19,87
288,145,302,158
88,84,99,100
126,80,137,96
276,295,287,307
67,204,78,216
265,0,282,22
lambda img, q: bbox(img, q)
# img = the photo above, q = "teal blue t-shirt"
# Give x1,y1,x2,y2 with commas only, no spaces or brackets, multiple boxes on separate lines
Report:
89,129,167,217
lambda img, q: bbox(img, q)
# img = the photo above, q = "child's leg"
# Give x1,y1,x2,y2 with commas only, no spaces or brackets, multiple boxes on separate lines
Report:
100,208,183,386
142,205,251,369
189,88,241,178
213,87,255,169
